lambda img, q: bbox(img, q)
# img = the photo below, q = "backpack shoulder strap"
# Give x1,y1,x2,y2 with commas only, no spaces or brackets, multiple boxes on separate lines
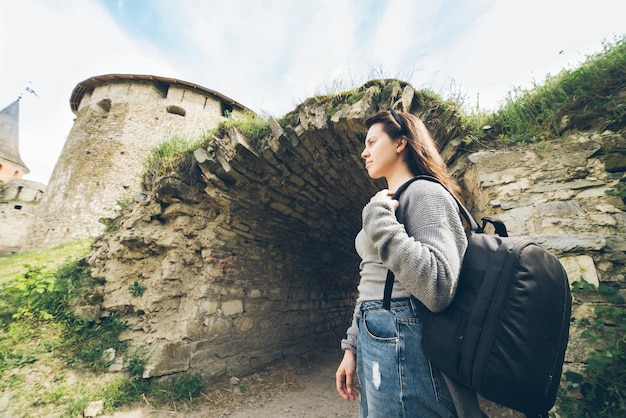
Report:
394,175,480,230
383,175,478,310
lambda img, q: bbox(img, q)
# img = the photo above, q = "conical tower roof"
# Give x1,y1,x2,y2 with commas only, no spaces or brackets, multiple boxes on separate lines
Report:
0,99,29,173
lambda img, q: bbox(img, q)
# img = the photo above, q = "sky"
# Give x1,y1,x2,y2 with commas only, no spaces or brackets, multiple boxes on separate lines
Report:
1,0,624,185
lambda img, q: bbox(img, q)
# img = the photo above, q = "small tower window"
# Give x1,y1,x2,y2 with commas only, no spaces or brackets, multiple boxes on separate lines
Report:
97,98,112,111
221,102,234,117
155,82,169,98
167,105,186,117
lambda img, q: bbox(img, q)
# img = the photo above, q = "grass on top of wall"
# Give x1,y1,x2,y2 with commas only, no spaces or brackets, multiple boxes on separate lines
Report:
464,35,626,145
142,111,271,181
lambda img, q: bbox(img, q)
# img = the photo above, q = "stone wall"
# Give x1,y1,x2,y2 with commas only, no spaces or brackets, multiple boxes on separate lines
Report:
452,133,625,286
0,179,45,256
84,79,625,393
23,76,247,252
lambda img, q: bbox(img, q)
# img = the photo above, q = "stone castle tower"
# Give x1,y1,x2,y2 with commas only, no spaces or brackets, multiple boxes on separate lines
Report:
24,74,249,251
0,99,29,182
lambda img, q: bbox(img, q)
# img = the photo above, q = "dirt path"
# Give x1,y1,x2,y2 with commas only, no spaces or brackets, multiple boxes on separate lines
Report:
219,349,358,418
109,348,357,418
107,348,522,418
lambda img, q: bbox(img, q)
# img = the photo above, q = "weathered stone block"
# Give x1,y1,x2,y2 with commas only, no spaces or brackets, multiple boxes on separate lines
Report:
221,299,244,316
143,341,192,378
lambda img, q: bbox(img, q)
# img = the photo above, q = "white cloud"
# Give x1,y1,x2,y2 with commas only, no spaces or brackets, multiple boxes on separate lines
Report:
0,0,178,183
420,0,626,110
1,0,623,184
167,0,369,114
370,0,440,74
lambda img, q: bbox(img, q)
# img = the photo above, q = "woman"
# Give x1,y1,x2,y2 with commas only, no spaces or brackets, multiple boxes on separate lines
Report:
335,109,484,417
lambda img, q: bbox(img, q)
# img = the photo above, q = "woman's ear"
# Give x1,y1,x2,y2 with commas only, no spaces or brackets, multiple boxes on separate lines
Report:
396,137,408,153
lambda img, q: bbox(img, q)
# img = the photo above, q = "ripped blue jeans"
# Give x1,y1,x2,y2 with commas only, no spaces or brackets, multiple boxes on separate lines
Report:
356,298,456,418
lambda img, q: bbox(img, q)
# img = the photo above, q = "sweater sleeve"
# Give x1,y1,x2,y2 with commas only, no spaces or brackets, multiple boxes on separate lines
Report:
340,305,359,353
361,182,467,312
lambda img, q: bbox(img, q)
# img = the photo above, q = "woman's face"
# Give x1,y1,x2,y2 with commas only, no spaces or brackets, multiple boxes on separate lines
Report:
361,122,399,179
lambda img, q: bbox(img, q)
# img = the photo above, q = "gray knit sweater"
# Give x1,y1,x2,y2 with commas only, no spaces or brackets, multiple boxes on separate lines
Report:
341,179,484,418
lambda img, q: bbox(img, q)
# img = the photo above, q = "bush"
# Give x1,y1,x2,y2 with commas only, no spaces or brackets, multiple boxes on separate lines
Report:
558,280,626,417
128,280,147,297
2,265,56,320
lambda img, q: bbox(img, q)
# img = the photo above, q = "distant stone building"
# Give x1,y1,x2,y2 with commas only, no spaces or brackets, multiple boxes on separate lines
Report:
0,178,45,256
0,100,29,182
0,99,45,256
23,74,250,251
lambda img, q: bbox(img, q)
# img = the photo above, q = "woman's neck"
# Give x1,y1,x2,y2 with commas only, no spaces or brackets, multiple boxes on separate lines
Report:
386,168,415,193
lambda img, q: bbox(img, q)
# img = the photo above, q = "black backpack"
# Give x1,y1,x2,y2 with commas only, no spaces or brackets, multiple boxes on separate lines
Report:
383,176,572,417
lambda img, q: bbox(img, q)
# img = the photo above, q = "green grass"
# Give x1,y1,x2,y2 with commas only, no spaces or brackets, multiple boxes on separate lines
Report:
202,110,271,150
141,111,271,181
142,132,204,181
222,110,271,141
467,35,626,145
0,239,92,286
0,242,208,416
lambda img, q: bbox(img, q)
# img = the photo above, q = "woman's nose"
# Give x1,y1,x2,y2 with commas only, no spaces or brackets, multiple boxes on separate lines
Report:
361,147,368,159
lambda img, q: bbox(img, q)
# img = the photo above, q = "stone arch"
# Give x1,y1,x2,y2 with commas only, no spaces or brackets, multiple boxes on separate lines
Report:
87,79,466,381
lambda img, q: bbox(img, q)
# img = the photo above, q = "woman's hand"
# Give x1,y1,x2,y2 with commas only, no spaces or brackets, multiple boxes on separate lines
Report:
370,189,399,210
336,349,359,400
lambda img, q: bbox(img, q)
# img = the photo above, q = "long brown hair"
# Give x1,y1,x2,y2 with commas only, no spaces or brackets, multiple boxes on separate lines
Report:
365,109,463,201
